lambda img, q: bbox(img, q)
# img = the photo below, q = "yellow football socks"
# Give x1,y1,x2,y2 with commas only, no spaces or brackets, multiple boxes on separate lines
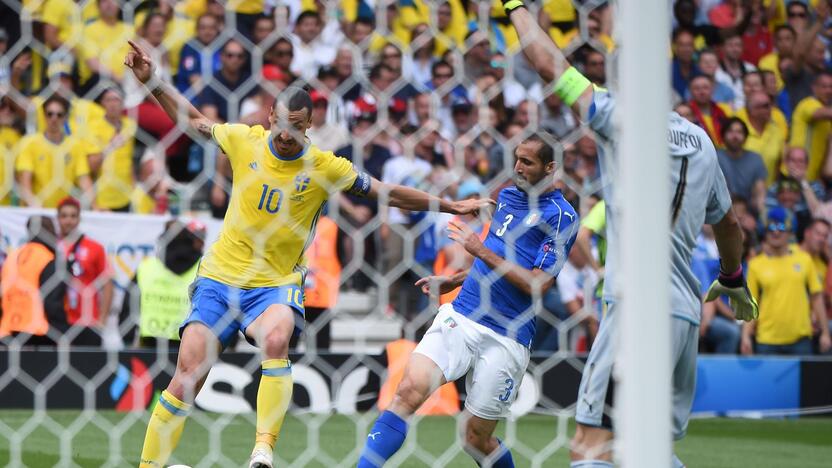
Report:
139,390,191,467
254,358,293,451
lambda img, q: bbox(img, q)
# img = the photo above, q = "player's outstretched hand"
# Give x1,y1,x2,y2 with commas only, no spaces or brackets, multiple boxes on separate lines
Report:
704,268,759,322
415,275,456,297
451,198,495,217
124,39,155,84
447,220,484,257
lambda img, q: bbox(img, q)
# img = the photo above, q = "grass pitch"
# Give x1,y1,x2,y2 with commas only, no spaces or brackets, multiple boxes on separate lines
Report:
0,410,829,467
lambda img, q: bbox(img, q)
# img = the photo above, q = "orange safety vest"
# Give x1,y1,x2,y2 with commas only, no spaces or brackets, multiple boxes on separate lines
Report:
1,243,55,336
377,339,460,415
303,216,341,309
433,220,490,305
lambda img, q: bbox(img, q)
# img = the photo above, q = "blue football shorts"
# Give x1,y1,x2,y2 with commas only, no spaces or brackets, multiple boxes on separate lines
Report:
179,276,305,348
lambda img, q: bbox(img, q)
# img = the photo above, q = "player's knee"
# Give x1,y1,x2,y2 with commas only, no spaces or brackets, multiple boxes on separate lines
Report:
261,326,291,358
390,375,427,415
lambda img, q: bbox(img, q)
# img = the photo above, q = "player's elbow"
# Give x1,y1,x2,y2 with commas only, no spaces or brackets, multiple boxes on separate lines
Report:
526,274,555,298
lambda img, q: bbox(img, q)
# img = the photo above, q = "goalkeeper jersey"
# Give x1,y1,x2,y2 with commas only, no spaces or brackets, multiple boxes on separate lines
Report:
587,87,732,324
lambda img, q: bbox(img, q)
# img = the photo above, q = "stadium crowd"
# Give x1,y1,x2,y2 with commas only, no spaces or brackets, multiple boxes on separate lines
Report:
0,0,831,356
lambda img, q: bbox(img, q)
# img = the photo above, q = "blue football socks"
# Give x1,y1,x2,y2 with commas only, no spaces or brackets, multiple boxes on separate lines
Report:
357,411,408,468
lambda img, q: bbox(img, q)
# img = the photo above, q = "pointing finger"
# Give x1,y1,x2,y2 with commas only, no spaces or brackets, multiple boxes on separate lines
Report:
127,40,142,54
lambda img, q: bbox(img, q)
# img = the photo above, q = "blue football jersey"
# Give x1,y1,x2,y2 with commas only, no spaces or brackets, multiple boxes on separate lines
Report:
452,186,579,347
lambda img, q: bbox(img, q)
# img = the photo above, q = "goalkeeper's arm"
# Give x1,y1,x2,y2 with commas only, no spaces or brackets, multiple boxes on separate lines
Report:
706,209,758,321
502,0,594,116
711,209,744,275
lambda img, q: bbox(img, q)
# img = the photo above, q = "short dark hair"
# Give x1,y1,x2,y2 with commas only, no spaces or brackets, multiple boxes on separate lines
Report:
254,13,274,26
370,63,394,81
721,117,749,140
94,83,124,104
774,24,797,38
698,48,718,60
275,86,313,116
431,60,452,77
721,29,742,42
672,27,694,43
354,16,375,29
808,218,832,231
42,94,70,113
743,70,763,84
787,1,808,13
296,10,321,25
813,71,832,85
522,133,555,165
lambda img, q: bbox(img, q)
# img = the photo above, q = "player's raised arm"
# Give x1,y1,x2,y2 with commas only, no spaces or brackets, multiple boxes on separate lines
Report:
124,40,215,138
502,0,594,117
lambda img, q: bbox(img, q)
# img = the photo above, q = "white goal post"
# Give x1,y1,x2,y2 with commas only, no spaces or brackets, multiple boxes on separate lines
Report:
616,0,673,467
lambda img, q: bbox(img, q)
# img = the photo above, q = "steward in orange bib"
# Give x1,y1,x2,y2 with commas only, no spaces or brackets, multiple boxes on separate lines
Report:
1,216,69,345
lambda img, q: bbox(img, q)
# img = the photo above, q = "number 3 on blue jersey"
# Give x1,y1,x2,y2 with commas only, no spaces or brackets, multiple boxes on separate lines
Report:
258,184,283,213
496,214,514,237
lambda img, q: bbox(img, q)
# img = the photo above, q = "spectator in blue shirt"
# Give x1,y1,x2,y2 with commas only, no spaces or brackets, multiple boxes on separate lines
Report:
176,14,221,96
196,39,254,122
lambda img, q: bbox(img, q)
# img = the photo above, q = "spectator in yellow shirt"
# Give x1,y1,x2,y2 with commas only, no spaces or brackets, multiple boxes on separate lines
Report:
789,72,832,182
758,25,797,91
78,0,133,86
89,86,136,212
41,0,82,53
745,207,831,355
0,100,21,206
737,91,787,182
14,95,95,208
228,0,264,42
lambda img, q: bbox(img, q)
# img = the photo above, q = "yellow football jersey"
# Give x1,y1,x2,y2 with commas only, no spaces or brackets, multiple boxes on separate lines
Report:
747,246,822,345
0,127,22,205
14,133,92,208
88,116,136,210
41,0,83,49
199,124,359,288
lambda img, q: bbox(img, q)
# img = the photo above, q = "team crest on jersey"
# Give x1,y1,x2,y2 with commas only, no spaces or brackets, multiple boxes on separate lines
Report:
249,161,258,171
525,212,541,226
444,316,458,328
794,264,802,272
295,172,311,192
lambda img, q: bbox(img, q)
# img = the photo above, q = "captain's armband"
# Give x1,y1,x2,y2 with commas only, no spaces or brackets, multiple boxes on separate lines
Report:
345,171,372,197
553,67,592,106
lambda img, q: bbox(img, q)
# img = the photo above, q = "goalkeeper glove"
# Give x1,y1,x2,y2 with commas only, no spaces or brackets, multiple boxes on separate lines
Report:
704,266,759,322
502,0,526,14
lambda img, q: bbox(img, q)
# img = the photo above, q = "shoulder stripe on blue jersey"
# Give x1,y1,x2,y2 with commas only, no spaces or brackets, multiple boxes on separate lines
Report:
537,199,578,274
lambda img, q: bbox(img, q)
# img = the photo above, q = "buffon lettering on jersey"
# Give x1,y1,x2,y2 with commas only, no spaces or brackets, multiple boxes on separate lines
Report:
667,129,702,151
